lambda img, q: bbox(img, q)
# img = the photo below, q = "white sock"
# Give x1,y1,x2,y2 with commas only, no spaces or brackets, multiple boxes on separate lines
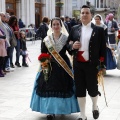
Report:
91,95,98,110
77,97,86,119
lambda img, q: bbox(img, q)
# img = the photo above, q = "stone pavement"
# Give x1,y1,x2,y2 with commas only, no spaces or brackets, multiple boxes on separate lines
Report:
0,40,120,120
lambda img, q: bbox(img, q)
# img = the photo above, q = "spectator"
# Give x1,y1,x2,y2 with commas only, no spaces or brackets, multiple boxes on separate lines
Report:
18,18,25,28
104,13,119,50
65,16,71,33
9,15,21,67
20,31,28,67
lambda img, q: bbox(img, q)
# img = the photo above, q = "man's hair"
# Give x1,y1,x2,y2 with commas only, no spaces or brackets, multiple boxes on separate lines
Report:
81,5,90,9
81,5,91,13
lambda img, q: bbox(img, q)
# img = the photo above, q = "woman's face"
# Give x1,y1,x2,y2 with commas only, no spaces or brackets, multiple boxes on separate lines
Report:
95,16,101,25
21,33,26,38
12,19,17,26
52,20,61,32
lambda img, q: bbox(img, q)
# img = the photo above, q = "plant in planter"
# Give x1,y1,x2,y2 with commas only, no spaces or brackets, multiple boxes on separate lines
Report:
56,2,64,7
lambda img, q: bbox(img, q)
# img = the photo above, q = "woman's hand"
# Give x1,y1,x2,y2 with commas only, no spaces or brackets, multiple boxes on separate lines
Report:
14,31,19,34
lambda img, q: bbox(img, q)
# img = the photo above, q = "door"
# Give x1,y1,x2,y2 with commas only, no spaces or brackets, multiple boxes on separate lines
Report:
6,0,16,15
35,3,42,28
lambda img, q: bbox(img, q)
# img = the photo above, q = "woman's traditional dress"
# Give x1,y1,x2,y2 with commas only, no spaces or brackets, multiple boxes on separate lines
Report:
30,33,80,114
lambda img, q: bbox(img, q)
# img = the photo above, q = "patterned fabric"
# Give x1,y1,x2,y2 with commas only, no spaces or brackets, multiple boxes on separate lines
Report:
0,31,7,57
48,33,68,53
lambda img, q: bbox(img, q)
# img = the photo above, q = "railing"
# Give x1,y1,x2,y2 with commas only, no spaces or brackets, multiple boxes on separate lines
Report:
19,28,36,41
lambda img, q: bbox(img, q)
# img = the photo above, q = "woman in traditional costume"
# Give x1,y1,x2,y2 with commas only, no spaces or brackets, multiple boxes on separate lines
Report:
92,14,117,71
30,17,80,120
92,14,108,43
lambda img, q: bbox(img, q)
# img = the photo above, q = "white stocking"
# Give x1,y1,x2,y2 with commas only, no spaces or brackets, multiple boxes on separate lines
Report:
91,95,98,110
77,97,86,119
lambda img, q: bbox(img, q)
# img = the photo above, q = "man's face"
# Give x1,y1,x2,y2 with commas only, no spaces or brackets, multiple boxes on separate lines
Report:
80,8,92,25
109,16,114,21
1,14,6,22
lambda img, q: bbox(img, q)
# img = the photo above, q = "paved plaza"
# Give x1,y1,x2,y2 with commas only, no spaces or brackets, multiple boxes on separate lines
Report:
0,40,120,120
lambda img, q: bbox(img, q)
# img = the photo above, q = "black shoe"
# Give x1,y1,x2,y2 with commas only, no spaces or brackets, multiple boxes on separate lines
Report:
15,62,21,67
22,63,29,67
47,115,55,120
10,63,15,68
77,118,87,120
92,108,99,119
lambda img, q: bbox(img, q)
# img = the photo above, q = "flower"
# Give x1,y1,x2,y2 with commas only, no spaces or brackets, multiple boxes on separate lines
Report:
38,53,51,61
118,30,120,34
100,57,104,62
97,57,106,72
117,34,120,39
38,53,51,81
117,30,120,39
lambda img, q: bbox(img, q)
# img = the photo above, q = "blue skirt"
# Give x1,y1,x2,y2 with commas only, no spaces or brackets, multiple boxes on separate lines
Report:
30,72,80,114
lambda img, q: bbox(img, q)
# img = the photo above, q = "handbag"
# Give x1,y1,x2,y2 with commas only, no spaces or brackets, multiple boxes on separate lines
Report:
106,47,117,70
10,37,17,47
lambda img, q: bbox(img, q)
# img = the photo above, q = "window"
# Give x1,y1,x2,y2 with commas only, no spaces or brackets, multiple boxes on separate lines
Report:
35,0,41,3
6,3,13,9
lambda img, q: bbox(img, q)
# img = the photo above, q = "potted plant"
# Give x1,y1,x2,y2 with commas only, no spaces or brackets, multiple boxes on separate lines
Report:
56,2,64,7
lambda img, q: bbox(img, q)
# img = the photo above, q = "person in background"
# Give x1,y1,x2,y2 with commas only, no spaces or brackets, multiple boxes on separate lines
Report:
5,13,17,69
18,18,25,28
0,12,11,72
20,31,28,67
70,17,77,27
65,16,71,33
0,18,7,77
30,17,80,120
60,16,69,32
92,14,108,73
9,15,21,67
104,13,119,50
36,16,49,49
68,5,106,120
92,14,108,43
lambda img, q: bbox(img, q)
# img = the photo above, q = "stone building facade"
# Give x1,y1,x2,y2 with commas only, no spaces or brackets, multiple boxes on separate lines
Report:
0,0,73,28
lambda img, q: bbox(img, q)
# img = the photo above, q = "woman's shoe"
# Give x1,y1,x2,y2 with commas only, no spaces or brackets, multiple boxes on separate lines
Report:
1,70,6,75
22,63,29,67
47,114,55,120
10,63,15,68
0,73,4,77
15,62,21,67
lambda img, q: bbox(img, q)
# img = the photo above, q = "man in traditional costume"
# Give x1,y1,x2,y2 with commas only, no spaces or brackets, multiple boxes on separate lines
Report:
68,5,106,120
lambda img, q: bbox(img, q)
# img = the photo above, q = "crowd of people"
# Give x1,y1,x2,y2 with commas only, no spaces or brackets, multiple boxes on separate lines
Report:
1,4,120,120
0,12,28,77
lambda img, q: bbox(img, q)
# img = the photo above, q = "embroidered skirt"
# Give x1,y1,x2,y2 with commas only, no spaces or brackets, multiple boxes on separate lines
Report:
30,72,80,114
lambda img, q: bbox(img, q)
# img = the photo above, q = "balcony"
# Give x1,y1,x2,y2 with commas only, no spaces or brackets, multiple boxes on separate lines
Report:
95,7,110,11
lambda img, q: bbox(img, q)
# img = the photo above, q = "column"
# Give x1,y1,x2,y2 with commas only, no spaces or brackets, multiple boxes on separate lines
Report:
63,0,72,17
96,0,97,8
0,0,6,13
99,0,100,8
16,0,21,19
21,0,25,22
45,0,55,19
25,0,30,27
29,0,35,25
